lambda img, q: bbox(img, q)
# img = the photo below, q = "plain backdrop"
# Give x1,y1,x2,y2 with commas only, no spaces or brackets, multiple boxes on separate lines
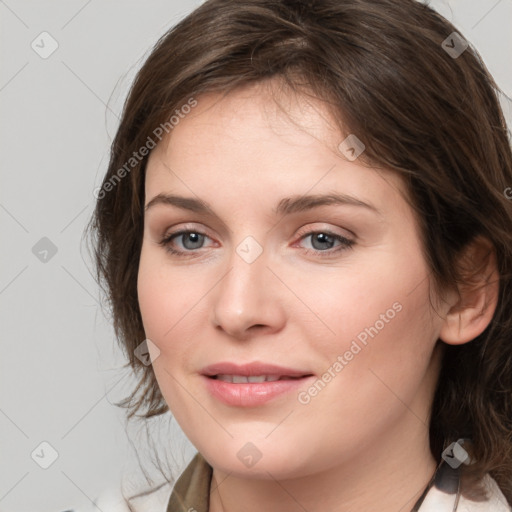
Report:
0,1,511,511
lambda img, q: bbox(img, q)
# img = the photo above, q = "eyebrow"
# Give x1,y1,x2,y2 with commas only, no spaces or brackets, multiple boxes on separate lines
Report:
145,192,380,216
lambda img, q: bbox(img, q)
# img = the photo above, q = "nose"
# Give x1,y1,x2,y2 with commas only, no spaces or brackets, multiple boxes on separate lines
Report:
210,243,287,341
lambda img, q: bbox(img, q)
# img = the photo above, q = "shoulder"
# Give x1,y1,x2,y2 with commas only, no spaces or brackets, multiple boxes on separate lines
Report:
59,481,174,512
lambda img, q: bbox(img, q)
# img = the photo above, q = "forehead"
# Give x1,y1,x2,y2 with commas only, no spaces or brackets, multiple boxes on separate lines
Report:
153,83,342,162
144,83,407,217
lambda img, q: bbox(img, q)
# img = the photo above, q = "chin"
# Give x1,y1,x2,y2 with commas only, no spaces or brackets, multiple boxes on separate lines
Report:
199,440,315,480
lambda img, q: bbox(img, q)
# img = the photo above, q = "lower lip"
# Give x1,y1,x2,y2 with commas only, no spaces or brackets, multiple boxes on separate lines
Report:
202,375,315,407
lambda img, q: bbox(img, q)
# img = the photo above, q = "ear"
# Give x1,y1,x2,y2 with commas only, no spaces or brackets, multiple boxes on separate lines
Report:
439,236,499,345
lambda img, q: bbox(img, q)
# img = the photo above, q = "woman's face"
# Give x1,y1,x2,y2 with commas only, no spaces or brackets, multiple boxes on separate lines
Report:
138,82,446,479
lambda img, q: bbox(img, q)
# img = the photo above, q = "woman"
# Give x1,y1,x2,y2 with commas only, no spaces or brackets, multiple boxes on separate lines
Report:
85,0,512,510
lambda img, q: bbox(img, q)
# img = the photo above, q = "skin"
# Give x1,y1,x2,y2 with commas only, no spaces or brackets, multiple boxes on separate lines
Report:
137,80,498,512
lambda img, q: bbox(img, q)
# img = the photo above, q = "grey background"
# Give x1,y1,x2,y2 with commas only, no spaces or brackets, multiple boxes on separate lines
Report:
0,1,511,511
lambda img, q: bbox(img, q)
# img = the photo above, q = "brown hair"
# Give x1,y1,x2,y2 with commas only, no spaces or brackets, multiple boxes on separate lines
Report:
86,0,512,505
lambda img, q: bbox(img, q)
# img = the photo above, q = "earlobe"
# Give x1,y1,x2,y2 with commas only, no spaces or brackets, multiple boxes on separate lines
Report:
439,237,499,346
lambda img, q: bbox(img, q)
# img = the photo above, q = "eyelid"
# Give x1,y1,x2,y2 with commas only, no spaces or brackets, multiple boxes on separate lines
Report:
161,222,214,239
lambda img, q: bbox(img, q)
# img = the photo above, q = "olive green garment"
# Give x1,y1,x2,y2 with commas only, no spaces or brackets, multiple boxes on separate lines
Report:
167,452,212,512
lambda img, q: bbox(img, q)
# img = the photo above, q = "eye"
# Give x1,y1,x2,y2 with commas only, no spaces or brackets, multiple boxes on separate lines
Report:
158,229,213,256
297,230,354,258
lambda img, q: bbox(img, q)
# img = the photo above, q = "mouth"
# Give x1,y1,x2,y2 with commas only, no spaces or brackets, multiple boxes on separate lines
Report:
200,362,315,406
201,361,313,379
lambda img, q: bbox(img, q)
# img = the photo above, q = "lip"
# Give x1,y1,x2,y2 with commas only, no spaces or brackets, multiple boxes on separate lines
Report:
201,361,315,407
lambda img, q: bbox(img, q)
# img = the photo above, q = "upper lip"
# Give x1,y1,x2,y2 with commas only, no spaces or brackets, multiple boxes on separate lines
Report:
201,362,313,378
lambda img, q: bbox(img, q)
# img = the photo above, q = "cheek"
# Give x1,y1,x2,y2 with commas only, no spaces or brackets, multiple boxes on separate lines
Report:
137,247,195,340
307,247,437,383
137,252,197,412
137,248,212,372
137,258,168,341
313,276,437,424
304,268,419,352
295,280,437,455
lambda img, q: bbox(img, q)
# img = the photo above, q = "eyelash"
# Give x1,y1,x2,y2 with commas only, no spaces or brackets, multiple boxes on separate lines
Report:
158,228,355,258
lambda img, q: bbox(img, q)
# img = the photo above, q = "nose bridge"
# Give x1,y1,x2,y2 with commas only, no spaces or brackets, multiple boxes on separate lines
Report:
211,235,284,337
